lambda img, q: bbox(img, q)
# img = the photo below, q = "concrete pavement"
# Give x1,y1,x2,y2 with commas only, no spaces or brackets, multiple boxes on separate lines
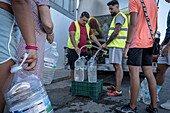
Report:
45,68,170,113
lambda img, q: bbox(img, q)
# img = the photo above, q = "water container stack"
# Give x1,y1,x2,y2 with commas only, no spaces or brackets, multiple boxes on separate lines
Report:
72,45,103,99
3,53,53,113
43,42,59,84
74,45,100,82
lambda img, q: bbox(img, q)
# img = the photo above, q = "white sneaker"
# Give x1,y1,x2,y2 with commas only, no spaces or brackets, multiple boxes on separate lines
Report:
160,99,170,110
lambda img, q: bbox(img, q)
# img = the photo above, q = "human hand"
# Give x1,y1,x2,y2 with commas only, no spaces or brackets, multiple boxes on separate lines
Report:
122,45,129,59
101,43,107,49
23,49,37,70
161,45,170,57
75,47,81,55
47,33,54,44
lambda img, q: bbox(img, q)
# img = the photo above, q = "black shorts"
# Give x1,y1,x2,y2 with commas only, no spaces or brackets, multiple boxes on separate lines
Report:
68,48,88,69
127,47,153,66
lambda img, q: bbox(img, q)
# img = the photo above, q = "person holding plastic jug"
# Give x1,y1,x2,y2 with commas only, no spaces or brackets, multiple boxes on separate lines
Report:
0,0,38,112
67,11,102,81
101,0,128,97
17,0,54,78
156,0,170,110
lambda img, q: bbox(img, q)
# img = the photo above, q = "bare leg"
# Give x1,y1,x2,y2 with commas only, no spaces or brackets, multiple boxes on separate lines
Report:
129,65,140,109
70,69,74,80
142,66,157,108
0,59,15,113
113,63,123,91
156,64,169,86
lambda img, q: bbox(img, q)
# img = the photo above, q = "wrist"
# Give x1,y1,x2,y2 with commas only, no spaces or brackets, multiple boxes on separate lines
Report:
126,41,131,44
25,45,38,50
47,32,53,35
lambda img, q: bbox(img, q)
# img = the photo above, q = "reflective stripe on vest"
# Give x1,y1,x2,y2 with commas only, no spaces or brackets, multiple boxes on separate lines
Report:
67,21,91,49
107,12,128,48
88,17,103,36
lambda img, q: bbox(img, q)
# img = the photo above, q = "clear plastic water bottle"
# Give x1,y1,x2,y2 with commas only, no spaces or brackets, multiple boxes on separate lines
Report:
43,42,59,84
44,42,59,69
140,78,145,99
142,78,151,105
82,56,88,80
74,57,84,82
3,54,53,113
129,86,141,102
87,57,97,83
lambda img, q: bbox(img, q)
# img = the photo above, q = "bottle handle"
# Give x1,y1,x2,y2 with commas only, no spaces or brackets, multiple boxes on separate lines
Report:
19,53,29,67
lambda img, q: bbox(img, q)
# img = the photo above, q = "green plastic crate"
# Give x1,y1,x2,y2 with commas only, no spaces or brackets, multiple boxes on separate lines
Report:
71,79,103,99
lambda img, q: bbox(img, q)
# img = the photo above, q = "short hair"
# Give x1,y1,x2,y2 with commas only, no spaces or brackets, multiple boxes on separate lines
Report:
81,11,90,18
107,0,119,6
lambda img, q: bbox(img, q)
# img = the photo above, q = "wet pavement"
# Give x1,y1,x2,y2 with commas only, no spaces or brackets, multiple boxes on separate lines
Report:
45,68,170,113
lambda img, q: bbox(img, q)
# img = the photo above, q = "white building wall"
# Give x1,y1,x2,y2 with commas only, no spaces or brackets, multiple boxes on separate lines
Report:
45,8,73,69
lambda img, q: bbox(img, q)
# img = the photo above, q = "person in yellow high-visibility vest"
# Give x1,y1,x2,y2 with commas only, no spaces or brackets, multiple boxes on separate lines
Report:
88,17,105,39
67,11,102,81
101,0,128,97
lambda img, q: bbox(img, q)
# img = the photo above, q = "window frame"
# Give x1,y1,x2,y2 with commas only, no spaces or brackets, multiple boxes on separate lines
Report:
49,0,77,20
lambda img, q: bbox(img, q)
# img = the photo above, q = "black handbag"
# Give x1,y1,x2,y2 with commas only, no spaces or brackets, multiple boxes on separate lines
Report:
140,0,160,55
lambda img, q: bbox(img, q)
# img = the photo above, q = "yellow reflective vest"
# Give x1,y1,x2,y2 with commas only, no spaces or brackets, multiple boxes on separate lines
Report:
88,17,103,36
107,12,128,48
67,21,91,49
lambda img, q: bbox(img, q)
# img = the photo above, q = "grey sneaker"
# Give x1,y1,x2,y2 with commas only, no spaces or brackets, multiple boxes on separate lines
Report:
160,99,170,110
146,105,158,113
115,104,137,113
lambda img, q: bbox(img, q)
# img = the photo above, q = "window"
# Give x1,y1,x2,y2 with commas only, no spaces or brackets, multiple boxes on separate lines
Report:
50,0,77,20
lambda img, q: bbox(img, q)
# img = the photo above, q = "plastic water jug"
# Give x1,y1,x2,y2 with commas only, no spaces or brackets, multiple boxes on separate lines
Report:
3,53,53,113
43,42,59,84
74,57,84,82
142,78,151,105
140,78,145,98
87,57,97,83
44,42,59,68
82,56,88,80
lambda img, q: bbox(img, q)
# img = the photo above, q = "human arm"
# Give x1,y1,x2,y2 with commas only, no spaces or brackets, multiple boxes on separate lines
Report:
10,0,37,70
39,5,54,44
90,34,102,49
69,31,81,55
101,24,122,49
122,12,137,59
161,41,170,57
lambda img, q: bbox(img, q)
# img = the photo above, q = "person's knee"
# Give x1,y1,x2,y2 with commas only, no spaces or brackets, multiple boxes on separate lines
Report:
113,64,122,70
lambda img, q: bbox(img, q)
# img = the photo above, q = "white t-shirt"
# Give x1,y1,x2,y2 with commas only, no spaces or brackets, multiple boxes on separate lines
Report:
0,0,11,5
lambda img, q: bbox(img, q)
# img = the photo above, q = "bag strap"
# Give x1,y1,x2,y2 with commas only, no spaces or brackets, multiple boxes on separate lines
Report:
140,0,154,40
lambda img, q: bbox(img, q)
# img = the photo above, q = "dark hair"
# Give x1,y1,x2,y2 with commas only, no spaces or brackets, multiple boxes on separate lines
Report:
81,11,90,18
107,0,119,6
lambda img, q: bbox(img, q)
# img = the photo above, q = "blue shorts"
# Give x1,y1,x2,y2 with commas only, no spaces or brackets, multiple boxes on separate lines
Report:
0,8,20,64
